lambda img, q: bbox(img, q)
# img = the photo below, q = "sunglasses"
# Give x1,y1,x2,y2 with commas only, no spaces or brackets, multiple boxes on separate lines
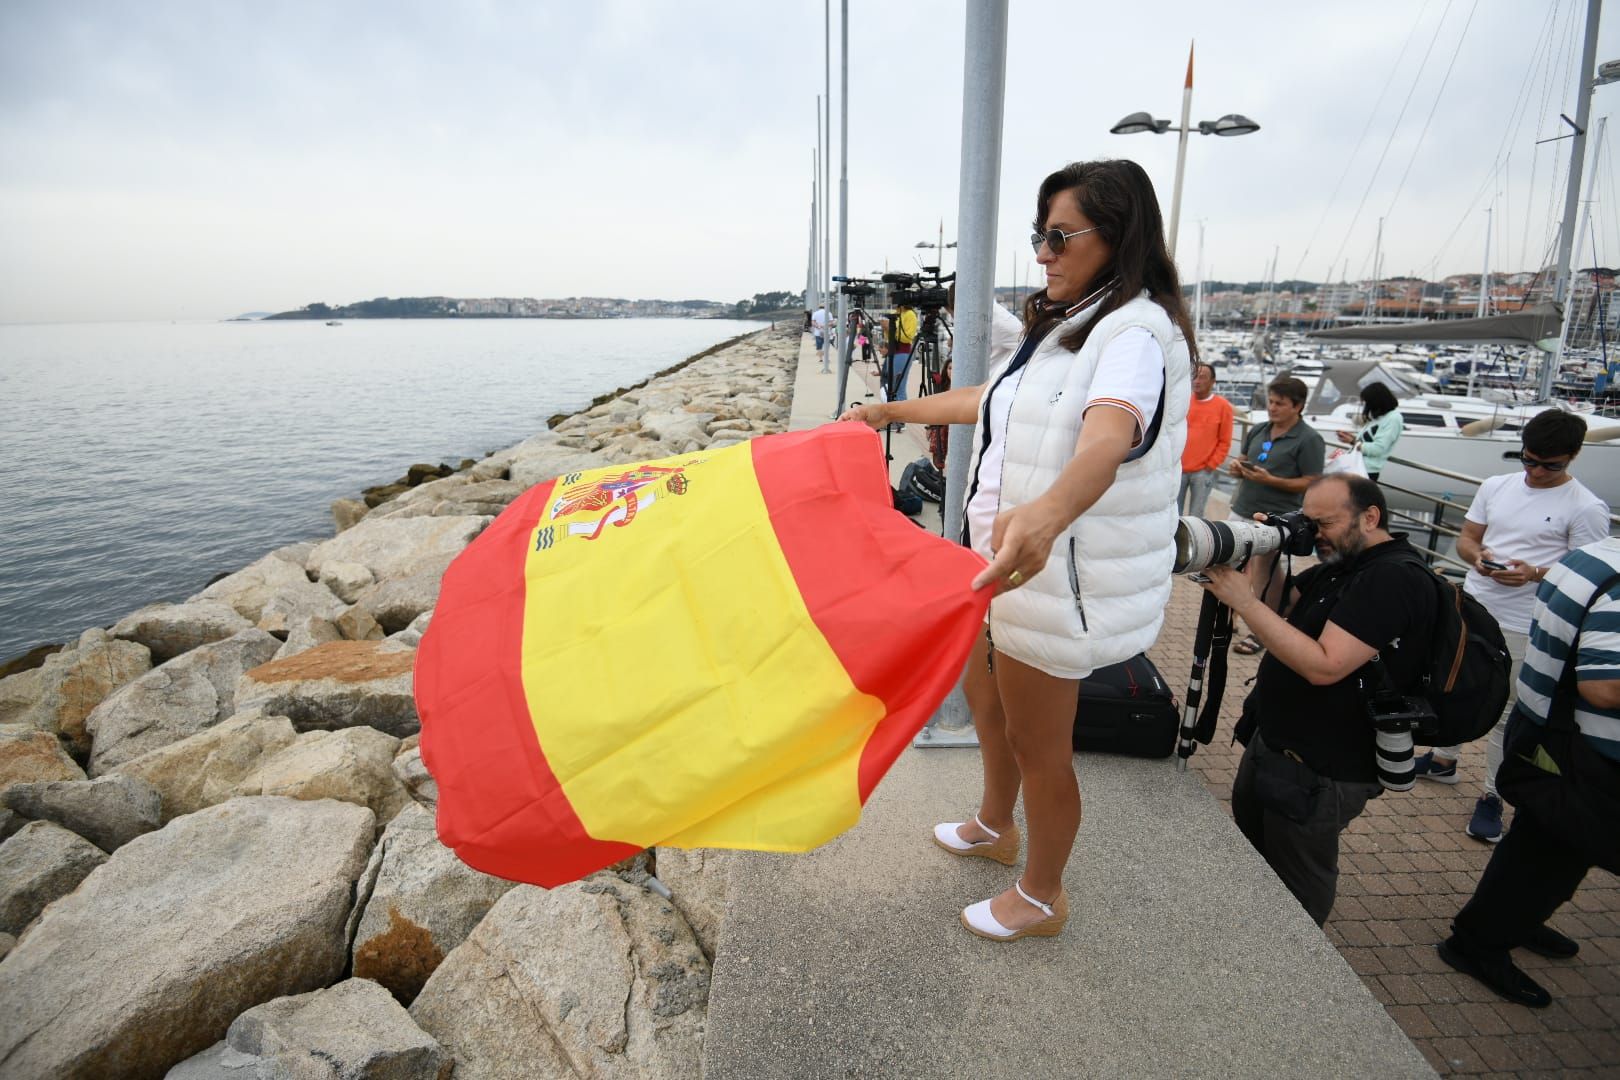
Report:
1257,439,1273,463
1516,452,1569,473
1030,226,1099,255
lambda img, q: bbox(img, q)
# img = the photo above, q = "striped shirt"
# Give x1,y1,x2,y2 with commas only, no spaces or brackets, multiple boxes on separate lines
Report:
1517,537,1620,762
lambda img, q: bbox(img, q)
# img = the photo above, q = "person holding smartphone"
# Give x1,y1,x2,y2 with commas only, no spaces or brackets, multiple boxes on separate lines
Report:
1414,410,1610,842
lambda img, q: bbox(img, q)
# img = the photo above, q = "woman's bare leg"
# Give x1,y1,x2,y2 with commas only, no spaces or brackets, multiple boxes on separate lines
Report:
985,650,1081,929
954,628,1019,842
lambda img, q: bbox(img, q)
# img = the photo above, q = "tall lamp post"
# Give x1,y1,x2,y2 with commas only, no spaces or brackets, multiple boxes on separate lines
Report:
1109,43,1258,259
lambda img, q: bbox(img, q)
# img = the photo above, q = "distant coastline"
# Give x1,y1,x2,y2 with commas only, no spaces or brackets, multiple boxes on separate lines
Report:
261,290,798,322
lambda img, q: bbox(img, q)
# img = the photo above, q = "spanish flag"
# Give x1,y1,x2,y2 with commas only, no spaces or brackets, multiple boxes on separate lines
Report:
415,424,990,887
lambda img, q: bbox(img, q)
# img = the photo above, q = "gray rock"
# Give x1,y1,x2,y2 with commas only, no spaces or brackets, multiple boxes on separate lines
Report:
4,773,162,851
234,640,418,738
387,612,432,650
0,931,13,961
0,722,86,792
109,709,299,822
254,582,348,637
331,497,370,534
318,560,375,604
191,552,319,623
271,614,343,661
18,629,152,756
390,746,437,810
268,541,317,566
0,666,44,726
85,629,282,774
348,560,449,634
654,847,729,961
0,819,108,935
349,804,516,1004
335,605,387,642
507,447,613,489
0,806,24,842
0,796,375,1080
167,978,451,1080
305,514,490,585
233,727,408,825
410,876,708,1080
112,599,255,663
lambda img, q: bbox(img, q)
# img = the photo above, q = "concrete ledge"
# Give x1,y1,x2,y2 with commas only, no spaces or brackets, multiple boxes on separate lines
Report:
702,749,1433,1079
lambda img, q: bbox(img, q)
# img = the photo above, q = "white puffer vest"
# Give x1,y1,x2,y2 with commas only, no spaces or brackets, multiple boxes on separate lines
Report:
966,293,1192,678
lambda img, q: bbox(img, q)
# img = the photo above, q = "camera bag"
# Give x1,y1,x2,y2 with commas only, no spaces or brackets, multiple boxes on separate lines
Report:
1072,652,1180,758
1371,550,1512,747
903,457,945,504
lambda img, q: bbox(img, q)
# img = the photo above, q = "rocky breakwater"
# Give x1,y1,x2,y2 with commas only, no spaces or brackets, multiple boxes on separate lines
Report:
0,323,791,1078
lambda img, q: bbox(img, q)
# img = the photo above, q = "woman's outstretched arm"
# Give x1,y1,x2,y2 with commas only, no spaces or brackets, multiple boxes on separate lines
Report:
838,384,983,429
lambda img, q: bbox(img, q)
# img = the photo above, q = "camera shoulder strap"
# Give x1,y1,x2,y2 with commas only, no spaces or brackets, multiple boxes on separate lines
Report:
1365,549,1444,697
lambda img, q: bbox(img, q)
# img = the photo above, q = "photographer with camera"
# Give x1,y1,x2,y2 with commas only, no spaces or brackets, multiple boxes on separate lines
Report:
840,159,1193,941
1198,474,1438,925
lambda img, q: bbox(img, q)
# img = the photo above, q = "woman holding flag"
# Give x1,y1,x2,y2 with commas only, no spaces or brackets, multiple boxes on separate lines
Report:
841,159,1194,940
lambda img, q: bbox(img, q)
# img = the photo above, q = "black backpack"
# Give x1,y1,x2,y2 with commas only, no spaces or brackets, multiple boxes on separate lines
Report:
1375,551,1513,747
891,482,923,517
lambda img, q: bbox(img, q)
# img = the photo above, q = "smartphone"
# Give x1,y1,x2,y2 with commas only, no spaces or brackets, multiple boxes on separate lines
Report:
1480,559,1509,571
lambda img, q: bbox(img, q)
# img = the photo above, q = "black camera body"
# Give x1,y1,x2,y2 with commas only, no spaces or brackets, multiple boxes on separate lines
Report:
1261,509,1319,557
891,286,951,310
882,270,954,313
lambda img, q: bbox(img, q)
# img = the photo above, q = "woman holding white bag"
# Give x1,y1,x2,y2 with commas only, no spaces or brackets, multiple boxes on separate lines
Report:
1334,382,1404,482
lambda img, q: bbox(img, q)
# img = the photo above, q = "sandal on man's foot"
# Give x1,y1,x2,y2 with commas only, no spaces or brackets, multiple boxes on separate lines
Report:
1233,634,1264,656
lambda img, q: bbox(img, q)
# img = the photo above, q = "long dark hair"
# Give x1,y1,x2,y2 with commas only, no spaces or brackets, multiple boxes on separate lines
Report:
1360,382,1398,420
1021,159,1198,359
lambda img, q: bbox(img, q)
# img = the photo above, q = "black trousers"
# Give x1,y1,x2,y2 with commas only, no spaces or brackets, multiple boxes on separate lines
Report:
1232,731,1381,926
1452,804,1593,954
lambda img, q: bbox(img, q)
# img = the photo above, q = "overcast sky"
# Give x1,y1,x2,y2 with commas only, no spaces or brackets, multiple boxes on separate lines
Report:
2,0,1618,323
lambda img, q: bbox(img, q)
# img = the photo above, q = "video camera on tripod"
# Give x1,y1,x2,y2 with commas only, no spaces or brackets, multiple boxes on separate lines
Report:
833,275,879,300
881,268,954,312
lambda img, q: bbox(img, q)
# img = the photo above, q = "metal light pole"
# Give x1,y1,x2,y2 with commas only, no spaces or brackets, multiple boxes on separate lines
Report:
916,0,1008,747
1109,43,1258,260
822,2,833,374
835,0,850,408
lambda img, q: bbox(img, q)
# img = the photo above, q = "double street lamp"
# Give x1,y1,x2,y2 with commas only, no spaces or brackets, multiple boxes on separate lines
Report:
1109,44,1259,259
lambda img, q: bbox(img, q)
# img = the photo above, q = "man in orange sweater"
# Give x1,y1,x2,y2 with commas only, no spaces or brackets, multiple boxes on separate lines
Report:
1180,362,1233,516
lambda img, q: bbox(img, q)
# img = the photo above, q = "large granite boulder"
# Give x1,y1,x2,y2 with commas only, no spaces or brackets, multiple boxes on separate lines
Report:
0,796,374,1079
304,514,489,585
111,599,254,663
108,709,298,822
234,727,408,824
16,628,152,756
410,876,709,1080
167,978,451,1080
0,722,86,792
507,448,614,491
388,611,433,650
654,847,729,962
4,773,162,851
254,582,349,638
85,629,282,774
234,640,418,737
0,819,107,935
190,551,322,623
331,497,370,534
349,803,516,1004
271,613,344,661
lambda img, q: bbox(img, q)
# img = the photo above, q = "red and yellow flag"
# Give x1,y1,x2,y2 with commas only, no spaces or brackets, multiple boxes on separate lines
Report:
415,424,989,887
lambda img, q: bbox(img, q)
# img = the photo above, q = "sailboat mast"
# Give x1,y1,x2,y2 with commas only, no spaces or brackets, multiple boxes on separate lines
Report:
1538,0,1603,402
1478,207,1492,319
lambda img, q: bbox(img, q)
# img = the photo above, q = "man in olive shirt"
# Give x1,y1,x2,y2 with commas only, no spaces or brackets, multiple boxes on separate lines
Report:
1228,377,1326,653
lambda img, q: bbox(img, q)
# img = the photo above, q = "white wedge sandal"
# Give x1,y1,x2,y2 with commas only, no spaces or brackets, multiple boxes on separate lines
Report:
930,815,1020,866
960,880,1069,941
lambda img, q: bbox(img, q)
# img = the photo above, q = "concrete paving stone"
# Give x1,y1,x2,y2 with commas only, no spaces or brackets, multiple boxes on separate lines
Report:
1458,1001,1517,1037
1344,947,1388,976
1380,973,1425,1006
1576,1028,1620,1065
1472,1036,1526,1072
1421,1002,1470,1038
1542,1030,1600,1068
1494,1002,1550,1035
1390,1004,1442,1039
1561,996,1613,1029
1537,966,1598,998
1416,973,1468,1006
1371,920,1415,947
1503,1035,1565,1071
1536,1001,1580,1033
1430,1036,1489,1073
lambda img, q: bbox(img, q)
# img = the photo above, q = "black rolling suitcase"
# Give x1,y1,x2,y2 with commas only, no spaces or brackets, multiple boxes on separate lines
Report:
1072,653,1180,758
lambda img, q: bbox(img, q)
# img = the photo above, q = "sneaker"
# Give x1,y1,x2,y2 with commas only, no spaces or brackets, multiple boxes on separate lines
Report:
1467,794,1505,843
1413,751,1460,784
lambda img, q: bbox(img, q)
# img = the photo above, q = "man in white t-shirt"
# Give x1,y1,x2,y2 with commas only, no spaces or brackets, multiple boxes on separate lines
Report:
810,305,829,351
1414,409,1610,842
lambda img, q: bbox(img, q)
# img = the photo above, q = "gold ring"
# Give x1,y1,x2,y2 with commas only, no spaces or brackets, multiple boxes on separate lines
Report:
1008,570,1024,587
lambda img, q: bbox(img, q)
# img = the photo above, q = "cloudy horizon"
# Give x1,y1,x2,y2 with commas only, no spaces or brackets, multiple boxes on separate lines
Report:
1,0,1617,323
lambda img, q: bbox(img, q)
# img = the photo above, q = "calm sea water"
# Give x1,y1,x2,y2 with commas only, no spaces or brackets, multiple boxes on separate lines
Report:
0,317,765,659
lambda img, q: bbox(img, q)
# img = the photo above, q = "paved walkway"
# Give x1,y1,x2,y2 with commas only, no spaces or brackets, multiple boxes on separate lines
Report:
768,332,1620,1076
